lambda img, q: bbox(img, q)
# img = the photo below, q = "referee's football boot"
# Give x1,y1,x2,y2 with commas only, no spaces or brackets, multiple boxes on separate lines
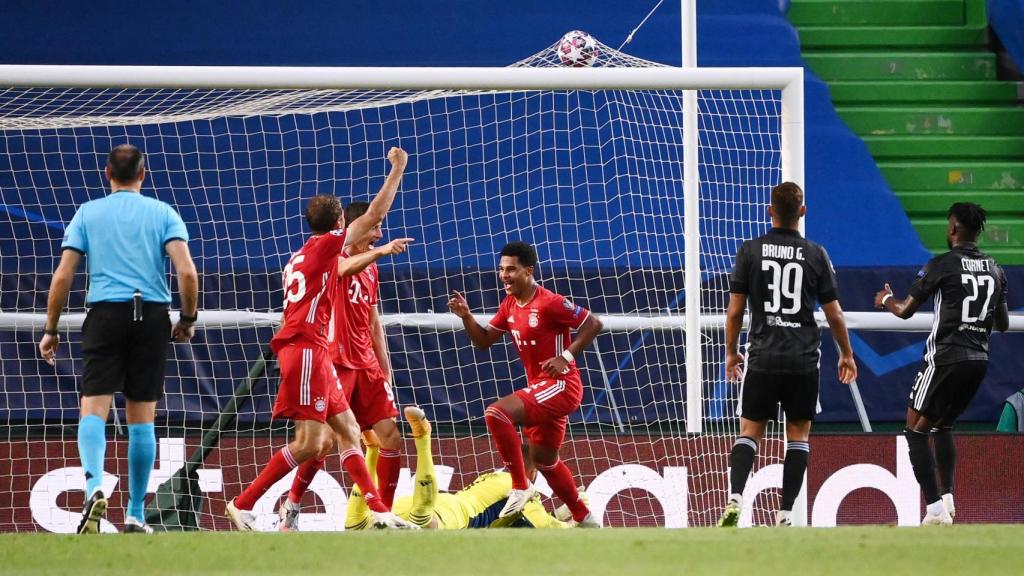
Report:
717,498,741,527
123,516,154,534
498,485,537,519
278,500,301,532
226,499,258,531
370,510,421,530
77,490,108,534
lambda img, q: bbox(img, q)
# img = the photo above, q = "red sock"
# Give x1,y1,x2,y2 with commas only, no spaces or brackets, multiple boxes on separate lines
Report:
235,446,300,511
376,448,402,508
537,459,590,522
341,448,388,513
288,456,325,504
484,406,528,489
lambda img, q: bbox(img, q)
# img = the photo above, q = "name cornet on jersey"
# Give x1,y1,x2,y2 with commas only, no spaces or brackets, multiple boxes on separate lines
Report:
762,243,805,261
960,258,991,273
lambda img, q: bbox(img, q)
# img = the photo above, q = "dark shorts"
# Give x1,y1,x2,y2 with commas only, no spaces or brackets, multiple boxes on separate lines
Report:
908,360,987,425
739,369,820,422
80,302,171,402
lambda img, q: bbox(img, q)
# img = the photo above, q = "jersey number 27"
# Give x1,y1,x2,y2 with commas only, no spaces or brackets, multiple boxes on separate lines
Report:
961,274,995,323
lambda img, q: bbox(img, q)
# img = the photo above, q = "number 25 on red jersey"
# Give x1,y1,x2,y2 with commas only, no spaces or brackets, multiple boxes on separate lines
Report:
283,254,307,310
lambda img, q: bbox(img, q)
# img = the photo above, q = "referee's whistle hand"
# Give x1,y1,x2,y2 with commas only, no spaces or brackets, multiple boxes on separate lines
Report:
39,334,59,366
171,322,195,343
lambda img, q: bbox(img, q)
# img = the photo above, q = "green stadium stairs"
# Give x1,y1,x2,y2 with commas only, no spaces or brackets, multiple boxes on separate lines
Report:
790,0,1024,265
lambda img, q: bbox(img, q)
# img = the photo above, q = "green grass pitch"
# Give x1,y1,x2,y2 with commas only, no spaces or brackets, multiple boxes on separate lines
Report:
2,526,1022,575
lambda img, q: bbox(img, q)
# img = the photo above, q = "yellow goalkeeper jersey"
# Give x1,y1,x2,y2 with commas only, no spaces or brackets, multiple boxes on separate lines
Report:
391,470,566,530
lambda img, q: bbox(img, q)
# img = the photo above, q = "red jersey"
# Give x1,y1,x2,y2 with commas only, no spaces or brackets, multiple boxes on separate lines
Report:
270,230,347,354
331,253,380,370
488,285,590,383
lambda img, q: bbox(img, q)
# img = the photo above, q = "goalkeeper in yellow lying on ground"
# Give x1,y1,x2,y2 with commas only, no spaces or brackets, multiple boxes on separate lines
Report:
344,406,573,530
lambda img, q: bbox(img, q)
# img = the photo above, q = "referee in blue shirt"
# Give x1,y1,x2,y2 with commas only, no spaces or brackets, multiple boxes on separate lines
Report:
38,144,199,534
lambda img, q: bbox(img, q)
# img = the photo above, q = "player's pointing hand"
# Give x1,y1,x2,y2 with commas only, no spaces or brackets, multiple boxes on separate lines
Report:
381,237,414,255
448,291,470,319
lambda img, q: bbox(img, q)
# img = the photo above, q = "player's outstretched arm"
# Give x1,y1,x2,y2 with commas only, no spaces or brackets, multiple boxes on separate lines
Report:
447,291,502,349
724,293,746,383
821,300,857,384
523,500,571,529
38,249,82,365
337,238,414,277
346,147,408,246
874,283,921,320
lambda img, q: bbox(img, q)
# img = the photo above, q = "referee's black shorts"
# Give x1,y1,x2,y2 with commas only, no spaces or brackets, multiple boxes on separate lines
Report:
908,360,987,425
739,369,820,422
80,302,171,402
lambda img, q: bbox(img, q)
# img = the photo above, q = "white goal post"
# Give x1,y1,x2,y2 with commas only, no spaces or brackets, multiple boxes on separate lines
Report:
0,59,815,530
4,55,1022,533
0,63,805,438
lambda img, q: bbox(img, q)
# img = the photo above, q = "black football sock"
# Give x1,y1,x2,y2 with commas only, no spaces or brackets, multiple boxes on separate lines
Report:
932,426,956,495
904,428,940,504
729,436,758,498
780,441,809,512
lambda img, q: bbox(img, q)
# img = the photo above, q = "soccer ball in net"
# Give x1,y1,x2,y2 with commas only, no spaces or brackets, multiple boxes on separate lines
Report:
558,30,599,67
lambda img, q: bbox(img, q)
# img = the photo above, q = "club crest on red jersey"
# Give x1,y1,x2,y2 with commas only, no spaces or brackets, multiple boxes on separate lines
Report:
314,397,327,412
528,309,539,328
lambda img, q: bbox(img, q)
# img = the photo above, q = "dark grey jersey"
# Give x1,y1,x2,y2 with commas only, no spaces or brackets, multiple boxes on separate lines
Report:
909,244,1008,366
730,228,839,374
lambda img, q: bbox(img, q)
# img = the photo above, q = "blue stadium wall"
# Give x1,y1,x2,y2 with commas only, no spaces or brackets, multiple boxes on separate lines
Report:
2,0,1021,425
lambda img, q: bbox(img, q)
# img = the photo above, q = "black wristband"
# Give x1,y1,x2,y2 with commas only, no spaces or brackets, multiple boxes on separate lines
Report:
179,311,198,324
43,329,60,336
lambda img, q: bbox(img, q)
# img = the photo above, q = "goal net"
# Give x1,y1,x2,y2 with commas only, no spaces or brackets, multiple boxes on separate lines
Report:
0,38,798,531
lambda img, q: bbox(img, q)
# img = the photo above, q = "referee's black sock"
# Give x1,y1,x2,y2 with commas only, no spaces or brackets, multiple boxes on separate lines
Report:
729,436,758,498
932,426,956,495
904,428,941,504
780,441,809,512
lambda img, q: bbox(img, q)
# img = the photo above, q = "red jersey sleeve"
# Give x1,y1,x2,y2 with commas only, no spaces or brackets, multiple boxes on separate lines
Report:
488,296,510,332
547,294,590,330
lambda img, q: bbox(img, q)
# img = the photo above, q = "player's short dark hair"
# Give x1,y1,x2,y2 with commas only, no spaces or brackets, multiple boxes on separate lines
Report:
771,182,804,226
305,195,342,234
343,201,371,229
948,202,986,240
500,241,537,267
107,144,145,183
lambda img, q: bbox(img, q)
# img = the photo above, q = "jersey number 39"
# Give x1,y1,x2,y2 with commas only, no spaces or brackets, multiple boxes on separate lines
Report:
762,260,803,314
